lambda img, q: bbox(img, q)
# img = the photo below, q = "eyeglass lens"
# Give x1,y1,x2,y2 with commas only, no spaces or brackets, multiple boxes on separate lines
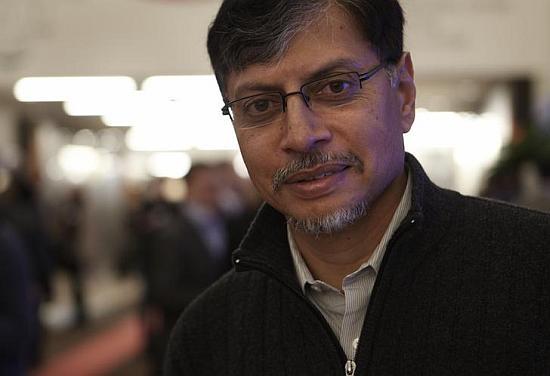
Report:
230,72,363,129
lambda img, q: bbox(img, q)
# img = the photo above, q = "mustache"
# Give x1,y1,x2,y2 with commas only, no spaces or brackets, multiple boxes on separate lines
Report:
272,151,364,192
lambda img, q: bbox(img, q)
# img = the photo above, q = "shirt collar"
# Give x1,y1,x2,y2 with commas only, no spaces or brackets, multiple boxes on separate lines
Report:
289,171,412,293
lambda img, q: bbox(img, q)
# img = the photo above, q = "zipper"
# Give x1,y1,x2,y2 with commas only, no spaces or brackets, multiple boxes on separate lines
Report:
345,359,356,375
347,213,420,374
234,213,420,376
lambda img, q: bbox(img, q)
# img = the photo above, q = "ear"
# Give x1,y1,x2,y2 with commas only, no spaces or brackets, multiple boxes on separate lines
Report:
395,52,416,134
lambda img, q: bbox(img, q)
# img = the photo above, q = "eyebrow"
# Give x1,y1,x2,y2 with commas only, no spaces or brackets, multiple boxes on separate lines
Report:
233,58,366,99
304,58,364,82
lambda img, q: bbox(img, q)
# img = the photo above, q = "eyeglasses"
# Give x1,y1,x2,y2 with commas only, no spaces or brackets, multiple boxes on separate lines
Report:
221,63,386,130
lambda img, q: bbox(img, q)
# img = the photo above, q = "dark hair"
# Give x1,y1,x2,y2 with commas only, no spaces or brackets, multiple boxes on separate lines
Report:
207,0,405,96
185,163,213,184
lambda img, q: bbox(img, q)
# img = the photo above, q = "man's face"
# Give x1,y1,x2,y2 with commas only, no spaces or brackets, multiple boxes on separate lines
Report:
225,5,415,233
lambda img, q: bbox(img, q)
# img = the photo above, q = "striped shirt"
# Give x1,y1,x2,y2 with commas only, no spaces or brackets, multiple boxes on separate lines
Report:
288,174,412,360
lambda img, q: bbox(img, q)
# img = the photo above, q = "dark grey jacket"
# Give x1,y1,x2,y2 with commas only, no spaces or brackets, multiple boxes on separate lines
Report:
165,154,550,376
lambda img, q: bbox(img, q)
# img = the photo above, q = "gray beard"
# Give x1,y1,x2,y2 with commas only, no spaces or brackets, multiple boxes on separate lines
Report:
287,199,369,236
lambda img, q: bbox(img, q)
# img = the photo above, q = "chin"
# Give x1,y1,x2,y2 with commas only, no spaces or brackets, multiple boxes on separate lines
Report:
287,199,369,236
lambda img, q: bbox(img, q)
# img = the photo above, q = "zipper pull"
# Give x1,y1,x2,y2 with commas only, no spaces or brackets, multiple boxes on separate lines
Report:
344,359,356,375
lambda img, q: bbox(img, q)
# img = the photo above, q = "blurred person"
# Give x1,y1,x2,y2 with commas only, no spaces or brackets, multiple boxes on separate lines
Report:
144,165,231,375
0,215,32,376
123,179,177,273
213,161,246,217
51,187,88,327
482,127,550,212
0,171,53,368
121,178,178,374
166,1,550,375
214,161,261,252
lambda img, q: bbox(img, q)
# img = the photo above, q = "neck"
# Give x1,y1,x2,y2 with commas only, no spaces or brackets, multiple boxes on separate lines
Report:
291,170,408,290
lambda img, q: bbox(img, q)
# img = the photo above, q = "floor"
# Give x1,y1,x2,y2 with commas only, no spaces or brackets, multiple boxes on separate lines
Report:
31,270,154,376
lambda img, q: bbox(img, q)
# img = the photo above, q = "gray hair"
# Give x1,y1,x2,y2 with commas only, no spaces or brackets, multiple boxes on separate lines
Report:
287,199,369,236
207,1,331,95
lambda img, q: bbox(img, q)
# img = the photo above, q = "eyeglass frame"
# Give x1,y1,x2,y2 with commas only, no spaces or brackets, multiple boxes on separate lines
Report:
220,62,387,128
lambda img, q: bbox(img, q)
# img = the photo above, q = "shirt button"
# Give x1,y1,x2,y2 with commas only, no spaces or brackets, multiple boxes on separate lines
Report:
352,337,359,350
312,285,322,292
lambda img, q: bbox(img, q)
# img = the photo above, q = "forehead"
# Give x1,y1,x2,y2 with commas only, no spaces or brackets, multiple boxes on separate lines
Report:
225,5,376,98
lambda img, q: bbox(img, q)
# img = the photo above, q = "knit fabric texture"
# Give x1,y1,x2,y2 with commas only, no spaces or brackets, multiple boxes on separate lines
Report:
165,154,550,376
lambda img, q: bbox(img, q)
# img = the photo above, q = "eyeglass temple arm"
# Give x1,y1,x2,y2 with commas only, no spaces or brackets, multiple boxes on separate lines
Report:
358,63,386,82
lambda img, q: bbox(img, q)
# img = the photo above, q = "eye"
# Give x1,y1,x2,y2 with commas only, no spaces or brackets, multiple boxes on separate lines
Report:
242,94,281,115
326,80,350,94
250,99,270,113
309,75,357,98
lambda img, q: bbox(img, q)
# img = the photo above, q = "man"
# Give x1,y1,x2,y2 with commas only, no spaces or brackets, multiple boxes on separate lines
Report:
166,1,550,375
144,165,232,374
0,217,32,376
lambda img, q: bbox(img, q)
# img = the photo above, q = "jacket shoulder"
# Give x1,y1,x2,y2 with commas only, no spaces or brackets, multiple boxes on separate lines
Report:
427,189,550,265
452,192,550,233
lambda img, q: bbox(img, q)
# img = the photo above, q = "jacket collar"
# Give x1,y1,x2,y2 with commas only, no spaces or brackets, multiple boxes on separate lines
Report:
233,153,445,281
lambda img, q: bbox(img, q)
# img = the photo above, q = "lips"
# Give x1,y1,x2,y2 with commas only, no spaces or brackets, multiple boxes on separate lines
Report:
282,163,353,199
285,164,350,184
271,151,363,197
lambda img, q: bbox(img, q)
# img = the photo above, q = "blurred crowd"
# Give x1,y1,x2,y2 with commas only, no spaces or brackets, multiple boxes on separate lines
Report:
121,162,260,374
0,155,260,375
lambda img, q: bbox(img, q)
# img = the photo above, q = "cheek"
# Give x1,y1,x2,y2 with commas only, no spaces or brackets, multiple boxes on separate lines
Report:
338,105,386,152
237,131,264,167
340,102,403,173
237,132,277,191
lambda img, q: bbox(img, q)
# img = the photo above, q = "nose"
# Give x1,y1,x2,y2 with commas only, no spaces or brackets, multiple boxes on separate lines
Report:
279,94,332,153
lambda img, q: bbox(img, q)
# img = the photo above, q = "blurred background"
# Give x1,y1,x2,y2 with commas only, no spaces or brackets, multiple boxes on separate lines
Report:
0,0,549,375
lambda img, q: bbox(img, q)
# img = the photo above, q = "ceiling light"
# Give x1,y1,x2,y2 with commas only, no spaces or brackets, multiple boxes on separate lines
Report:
14,76,137,102
147,152,191,179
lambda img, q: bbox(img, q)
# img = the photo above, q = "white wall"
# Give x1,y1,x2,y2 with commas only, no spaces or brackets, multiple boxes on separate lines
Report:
403,0,550,73
401,0,550,102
